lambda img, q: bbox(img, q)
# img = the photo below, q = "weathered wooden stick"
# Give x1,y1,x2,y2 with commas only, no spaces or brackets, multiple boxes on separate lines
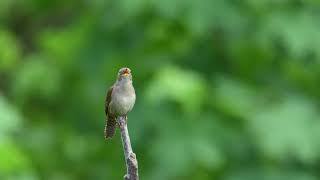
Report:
118,116,139,180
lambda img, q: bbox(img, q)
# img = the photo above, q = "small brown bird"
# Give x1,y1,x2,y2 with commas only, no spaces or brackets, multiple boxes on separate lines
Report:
105,67,136,139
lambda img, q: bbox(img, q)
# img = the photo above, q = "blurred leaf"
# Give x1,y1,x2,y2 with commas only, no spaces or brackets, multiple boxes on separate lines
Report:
38,18,92,66
191,138,224,169
249,96,320,164
0,95,22,137
11,55,61,102
145,65,206,113
213,76,261,118
260,11,320,59
0,29,21,72
0,139,31,174
225,168,317,180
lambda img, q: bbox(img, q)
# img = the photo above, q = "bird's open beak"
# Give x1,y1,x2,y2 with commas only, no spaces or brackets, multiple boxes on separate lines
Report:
122,68,130,76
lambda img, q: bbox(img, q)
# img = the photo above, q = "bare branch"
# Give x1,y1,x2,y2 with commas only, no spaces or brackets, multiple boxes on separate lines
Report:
118,116,139,180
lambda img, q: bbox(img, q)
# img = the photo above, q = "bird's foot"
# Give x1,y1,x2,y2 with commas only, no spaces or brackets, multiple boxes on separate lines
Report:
118,121,124,128
117,116,127,128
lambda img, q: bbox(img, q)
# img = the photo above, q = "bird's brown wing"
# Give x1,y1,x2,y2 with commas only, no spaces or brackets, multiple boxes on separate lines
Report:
105,86,113,115
105,86,117,139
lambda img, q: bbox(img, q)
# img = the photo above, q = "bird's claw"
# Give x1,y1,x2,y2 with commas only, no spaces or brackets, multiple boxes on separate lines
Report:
117,116,127,128
118,121,124,128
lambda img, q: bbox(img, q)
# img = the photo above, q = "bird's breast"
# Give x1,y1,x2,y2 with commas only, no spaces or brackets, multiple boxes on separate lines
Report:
110,86,136,116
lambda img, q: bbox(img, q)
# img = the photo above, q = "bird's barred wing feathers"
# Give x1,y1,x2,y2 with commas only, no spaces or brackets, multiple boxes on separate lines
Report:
105,86,113,115
105,86,117,139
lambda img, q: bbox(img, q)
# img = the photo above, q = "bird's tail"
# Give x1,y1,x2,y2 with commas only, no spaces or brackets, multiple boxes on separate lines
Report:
105,115,116,139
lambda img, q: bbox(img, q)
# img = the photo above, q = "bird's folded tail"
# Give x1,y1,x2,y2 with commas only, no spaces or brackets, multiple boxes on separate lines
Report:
105,115,116,139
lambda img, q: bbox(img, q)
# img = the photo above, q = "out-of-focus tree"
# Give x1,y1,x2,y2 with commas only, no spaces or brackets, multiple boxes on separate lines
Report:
1,0,320,179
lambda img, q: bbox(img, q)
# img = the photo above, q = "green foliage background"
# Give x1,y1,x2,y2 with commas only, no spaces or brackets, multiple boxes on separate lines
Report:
1,0,320,179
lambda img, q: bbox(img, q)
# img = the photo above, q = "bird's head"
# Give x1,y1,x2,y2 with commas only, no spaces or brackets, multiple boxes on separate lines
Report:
117,67,132,82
